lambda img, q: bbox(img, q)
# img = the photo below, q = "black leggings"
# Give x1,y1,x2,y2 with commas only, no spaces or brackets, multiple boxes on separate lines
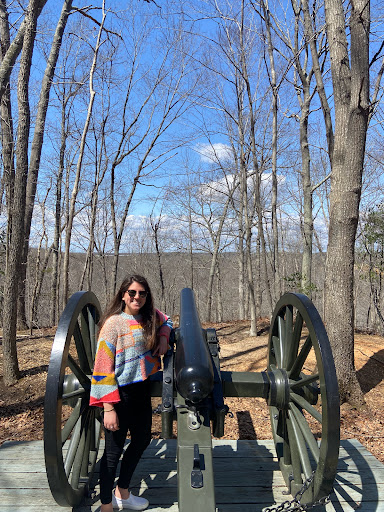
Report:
99,380,152,504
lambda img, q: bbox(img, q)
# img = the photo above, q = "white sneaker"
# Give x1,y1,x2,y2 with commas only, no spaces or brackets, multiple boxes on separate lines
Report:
112,490,149,510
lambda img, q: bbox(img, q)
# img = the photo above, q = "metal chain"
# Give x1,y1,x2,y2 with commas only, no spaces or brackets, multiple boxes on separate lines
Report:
263,472,331,512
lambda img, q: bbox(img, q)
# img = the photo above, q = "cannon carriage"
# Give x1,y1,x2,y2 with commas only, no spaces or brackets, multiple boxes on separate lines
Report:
44,288,340,510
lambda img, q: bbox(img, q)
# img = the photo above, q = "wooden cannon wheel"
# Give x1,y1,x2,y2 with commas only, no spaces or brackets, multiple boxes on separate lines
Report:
44,291,102,507
267,293,340,504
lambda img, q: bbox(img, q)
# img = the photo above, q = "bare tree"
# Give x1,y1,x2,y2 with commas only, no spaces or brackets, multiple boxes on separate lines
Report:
62,2,107,304
323,0,372,405
204,177,238,322
49,74,83,325
272,0,324,296
19,0,74,327
168,167,237,322
212,0,275,330
107,15,196,296
29,183,52,332
79,119,109,292
258,0,281,301
0,0,48,101
2,0,42,384
166,164,199,291
1,0,75,384
150,203,166,312
0,0,16,288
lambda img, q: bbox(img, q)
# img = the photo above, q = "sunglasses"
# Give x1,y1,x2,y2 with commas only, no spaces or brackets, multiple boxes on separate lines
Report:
126,290,148,298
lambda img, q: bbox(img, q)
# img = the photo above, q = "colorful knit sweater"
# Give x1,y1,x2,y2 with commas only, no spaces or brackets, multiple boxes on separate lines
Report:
90,310,172,407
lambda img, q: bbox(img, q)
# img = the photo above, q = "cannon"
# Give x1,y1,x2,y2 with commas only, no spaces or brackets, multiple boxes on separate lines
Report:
44,288,340,510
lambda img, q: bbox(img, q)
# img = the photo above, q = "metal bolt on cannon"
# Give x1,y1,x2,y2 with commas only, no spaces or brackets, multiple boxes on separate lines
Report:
44,288,340,511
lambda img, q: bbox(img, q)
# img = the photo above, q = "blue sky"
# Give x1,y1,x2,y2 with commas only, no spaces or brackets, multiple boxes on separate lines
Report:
1,0,383,254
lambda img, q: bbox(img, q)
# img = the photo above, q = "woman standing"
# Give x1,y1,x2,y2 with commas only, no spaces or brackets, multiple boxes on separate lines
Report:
90,275,172,511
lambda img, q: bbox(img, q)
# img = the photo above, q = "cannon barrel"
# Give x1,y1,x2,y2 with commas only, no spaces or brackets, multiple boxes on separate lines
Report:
175,288,214,404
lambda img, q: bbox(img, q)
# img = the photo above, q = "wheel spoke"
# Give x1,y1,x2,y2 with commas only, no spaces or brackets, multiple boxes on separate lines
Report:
68,354,91,390
88,305,98,362
281,412,292,466
288,410,313,480
80,408,100,479
87,408,99,453
288,335,312,380
287,311,303,371
61,402,81,444
286,414,304,486
71,409,90,488
277,316,285,366
64,419,82,477
290,403,320,463
270,407,284,457
290,373,319,390
290,391,322,423
80,410,93,480
271,335,281,367
73,321,92,375
62,387,87,402
282,306,293,368
81,308,93,371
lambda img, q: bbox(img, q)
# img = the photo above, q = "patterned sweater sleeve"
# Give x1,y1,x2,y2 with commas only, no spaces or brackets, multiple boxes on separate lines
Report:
90,317,120,407
156,309,173,341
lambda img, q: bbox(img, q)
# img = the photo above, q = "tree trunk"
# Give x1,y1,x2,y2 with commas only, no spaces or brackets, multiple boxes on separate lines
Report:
80,128,108,292
0,0,48,102
261,0,280,302
299,92,313,296
30,244,53,334
241,162,257,336
239,1,272,320
237,222,246,320
302,0,334,163
152,216,166,312
18,0,73,329
0,0,15,298
216,261,223,323
188,188,194,290
63,4,106,304
111,172,140,298
206,195,232,322
2,0,40,385
50,103,66,325
287,0,316,297
324,0,370,406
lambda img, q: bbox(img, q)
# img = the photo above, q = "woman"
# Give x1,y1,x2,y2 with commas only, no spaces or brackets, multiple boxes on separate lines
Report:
90,275,172,512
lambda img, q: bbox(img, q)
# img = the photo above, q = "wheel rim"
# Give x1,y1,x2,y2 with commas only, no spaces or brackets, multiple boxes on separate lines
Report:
44,291,102,507
267,293,340,503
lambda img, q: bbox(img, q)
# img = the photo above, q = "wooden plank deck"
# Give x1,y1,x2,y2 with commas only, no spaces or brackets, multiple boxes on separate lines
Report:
0,438,383,511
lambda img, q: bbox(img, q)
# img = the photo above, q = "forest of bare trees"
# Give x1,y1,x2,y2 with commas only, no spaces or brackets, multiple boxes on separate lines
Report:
1,0,384,407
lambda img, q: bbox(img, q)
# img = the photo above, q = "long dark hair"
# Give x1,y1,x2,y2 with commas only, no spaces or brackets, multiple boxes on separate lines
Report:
99,275,157,349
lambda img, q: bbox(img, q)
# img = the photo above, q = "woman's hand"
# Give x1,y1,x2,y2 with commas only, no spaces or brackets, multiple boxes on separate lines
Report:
152,335,168,356
103,408,119,431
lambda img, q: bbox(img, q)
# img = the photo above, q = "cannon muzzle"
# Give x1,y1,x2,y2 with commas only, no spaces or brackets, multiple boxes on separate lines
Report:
175,288,214,404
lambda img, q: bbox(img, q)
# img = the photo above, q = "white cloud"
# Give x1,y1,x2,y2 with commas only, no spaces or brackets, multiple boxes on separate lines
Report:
200,172,286,202
195,143,233,163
